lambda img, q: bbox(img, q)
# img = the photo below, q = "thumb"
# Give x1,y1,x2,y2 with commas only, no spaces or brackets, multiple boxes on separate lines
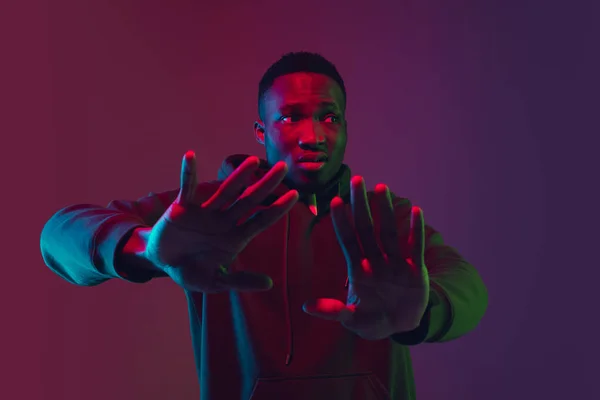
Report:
302,298,354,323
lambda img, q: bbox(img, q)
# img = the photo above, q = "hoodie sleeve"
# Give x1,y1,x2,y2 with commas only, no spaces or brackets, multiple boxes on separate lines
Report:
390,196,488,345
40,190,179,286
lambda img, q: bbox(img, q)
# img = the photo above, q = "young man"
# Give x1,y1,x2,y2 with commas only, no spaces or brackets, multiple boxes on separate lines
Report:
41,52,487,399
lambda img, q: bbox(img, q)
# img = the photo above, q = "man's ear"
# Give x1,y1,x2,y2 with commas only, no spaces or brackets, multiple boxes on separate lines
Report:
254,120,266,145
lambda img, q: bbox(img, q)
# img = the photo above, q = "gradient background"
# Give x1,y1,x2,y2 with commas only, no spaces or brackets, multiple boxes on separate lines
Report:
1,0,598,399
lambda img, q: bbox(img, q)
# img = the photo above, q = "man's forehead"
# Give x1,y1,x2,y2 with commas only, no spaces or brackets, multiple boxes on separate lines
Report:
265,72,343,107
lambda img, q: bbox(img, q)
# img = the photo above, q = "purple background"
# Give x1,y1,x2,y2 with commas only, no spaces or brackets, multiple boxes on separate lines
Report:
1,0,598,399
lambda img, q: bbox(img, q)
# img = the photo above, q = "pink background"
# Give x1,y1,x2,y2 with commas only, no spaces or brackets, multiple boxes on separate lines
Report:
1,0,598,399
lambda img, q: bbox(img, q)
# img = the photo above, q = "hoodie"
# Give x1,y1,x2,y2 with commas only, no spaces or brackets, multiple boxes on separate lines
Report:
40,154,488,400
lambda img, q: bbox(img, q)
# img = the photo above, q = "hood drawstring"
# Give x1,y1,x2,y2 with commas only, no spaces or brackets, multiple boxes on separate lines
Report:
283,212,293,366
333,181,350,290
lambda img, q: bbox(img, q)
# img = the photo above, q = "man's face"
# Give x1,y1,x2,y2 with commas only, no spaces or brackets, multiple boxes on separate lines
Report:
255,72,347,192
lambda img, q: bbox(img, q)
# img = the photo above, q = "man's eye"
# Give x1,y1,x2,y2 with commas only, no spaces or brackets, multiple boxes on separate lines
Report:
280,114,301,123
323,114,339,123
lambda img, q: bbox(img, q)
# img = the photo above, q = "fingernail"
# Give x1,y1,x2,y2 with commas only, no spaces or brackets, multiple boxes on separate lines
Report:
351,176,363,186
375,183,387,193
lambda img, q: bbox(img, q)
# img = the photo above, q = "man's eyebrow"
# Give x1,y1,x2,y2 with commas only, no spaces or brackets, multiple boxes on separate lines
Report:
279,103,303,111
279,101,340,111
318,101,340,110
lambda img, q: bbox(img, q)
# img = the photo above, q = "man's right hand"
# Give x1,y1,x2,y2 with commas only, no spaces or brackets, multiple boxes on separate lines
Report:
139,150,299,292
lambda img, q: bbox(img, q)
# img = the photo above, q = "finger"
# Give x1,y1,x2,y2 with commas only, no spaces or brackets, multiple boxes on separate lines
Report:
330,196,363,276
226,161,288,221
409,206,426,269
374,184,402,261
302,298,354,323
350,176,383,261
219,270,274,292
237,189,299,240
177,150,198,205
202,156,261,210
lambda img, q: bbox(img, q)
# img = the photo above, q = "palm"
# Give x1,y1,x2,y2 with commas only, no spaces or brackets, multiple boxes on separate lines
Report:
345,262,428,338
144,151,298,292
152,202,253,267
303,177,429,340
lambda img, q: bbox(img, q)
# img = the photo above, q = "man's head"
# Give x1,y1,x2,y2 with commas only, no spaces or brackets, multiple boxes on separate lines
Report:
255,52,348,192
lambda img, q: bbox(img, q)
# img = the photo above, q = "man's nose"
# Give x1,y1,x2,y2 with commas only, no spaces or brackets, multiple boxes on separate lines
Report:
298,125,325,149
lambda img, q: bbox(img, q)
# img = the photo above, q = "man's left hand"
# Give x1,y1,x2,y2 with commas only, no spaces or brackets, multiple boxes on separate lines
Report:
303,176,430,340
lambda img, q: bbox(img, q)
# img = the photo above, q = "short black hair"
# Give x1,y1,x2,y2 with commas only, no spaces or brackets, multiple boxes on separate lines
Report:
257,51,346,118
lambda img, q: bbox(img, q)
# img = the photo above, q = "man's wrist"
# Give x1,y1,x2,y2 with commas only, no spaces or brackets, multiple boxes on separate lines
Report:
115,227,162,277
425,285,451,342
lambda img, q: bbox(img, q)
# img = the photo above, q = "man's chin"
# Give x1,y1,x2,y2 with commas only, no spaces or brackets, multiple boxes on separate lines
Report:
286,167,331,193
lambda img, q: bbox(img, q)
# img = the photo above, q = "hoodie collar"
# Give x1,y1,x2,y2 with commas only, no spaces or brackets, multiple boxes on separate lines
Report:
217,154,351,215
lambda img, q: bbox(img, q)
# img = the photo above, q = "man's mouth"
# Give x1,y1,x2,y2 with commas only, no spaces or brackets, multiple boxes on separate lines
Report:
297,154,328,163
297,154,328,171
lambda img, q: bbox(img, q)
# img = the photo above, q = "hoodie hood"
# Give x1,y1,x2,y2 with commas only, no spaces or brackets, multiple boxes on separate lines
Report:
217,154,352,215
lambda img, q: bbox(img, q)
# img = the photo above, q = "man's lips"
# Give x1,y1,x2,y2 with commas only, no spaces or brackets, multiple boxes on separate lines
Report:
297,153,328,162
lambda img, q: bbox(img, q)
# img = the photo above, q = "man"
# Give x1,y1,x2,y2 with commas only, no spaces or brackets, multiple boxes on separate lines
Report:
41,52,487,399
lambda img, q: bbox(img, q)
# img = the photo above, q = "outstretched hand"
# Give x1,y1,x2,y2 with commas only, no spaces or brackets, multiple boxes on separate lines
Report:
144,151,299,292
303,177,429,340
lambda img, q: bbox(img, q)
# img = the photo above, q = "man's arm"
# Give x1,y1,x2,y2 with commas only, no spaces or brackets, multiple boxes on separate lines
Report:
390,196,488,345
40,190,178,286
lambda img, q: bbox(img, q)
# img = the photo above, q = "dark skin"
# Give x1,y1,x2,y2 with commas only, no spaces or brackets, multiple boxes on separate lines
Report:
254,72,348,193
254,72,430,339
